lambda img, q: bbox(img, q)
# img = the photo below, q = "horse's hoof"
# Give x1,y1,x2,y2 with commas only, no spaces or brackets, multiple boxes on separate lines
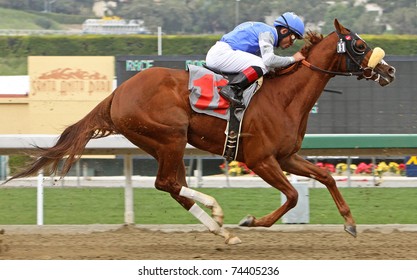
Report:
226,236,242,245
344,224,357,237
213,215,224,227
239,215,255,227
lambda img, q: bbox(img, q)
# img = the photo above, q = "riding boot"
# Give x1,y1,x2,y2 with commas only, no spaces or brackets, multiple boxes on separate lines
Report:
218,84,245,108
219,66,264,109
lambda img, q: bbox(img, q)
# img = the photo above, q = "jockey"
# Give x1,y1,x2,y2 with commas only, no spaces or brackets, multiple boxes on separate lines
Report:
206,12,306,108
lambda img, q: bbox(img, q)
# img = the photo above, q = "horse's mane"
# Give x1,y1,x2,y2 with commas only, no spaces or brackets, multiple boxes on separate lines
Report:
266,31,323,79
300,30,324,57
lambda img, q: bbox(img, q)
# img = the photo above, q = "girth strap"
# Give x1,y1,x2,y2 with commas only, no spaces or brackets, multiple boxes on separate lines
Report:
222,104,244,161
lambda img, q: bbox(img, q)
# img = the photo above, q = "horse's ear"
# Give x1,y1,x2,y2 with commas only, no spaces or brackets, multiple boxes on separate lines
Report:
334,18,347,34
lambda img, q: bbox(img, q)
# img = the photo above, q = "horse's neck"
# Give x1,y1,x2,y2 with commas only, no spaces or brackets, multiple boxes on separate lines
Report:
276,41,338,114
269,68,331,115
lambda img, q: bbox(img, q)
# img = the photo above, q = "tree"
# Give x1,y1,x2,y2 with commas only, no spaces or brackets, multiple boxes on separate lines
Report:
51,0,95,15
0,0,415,34
269,0,327,29
385,7,417,34
0,0,41,10
321,2,372,34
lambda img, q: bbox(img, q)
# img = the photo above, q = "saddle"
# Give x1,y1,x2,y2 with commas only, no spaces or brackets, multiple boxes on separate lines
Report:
201,65,263,161
203,64,240,83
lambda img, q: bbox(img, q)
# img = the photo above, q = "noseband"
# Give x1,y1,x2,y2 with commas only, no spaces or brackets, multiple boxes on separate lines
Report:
302,30,374,78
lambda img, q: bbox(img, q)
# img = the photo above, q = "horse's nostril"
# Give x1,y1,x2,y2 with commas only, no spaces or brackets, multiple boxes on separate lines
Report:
389,67,396,76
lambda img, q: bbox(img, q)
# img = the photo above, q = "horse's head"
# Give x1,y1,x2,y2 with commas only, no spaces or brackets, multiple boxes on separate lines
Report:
334,19,396,86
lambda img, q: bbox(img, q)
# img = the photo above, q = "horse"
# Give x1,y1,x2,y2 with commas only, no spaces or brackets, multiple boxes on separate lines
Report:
5,19,396,244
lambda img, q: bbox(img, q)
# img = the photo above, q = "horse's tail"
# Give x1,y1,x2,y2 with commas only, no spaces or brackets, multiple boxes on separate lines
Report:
5,92,117,183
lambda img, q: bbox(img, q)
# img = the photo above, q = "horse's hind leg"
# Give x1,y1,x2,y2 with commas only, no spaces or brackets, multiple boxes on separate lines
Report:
171,161,225,225
153,144,241,245
280,154,356,237
115,116,239,243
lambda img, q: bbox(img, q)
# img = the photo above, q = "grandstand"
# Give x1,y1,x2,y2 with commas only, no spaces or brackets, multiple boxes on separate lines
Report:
82,19,151,35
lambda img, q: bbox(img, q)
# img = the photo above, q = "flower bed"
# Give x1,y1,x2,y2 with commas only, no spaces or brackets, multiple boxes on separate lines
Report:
219,160,406,177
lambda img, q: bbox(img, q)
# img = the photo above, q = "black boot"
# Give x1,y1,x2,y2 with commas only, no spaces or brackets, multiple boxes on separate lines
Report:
219,66,264,109
219,84,245,108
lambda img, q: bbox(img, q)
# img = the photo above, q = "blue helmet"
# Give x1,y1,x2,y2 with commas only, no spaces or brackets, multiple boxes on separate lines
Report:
274,12,305,39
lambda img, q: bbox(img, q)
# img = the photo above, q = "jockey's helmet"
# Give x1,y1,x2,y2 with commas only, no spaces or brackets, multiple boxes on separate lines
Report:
274,12,304,39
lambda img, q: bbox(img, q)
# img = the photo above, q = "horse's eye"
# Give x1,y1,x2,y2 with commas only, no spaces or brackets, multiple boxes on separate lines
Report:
355,41,366,52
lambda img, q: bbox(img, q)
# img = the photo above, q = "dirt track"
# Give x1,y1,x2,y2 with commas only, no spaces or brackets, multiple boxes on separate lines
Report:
1,225,417,260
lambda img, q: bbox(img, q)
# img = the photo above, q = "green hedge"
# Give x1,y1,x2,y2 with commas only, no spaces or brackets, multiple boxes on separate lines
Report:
0,34,416,58
366,35,417,56
0,35,219,57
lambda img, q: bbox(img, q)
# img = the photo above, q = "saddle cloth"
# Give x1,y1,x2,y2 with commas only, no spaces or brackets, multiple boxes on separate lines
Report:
188,65,261,120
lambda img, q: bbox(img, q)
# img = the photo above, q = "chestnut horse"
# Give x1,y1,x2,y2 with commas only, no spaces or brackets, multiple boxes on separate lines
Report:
6,20,395,244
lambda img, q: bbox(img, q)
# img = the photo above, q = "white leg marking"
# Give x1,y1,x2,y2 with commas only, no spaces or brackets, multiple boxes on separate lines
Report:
189,204,220,233
180,186,224,224
180,186,215,207
188,203,241,245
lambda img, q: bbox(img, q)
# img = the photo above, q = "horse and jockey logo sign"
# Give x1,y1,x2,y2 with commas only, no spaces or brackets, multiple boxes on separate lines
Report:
29,56,114,100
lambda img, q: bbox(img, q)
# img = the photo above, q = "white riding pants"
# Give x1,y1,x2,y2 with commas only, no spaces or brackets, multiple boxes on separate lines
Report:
206,41,268,74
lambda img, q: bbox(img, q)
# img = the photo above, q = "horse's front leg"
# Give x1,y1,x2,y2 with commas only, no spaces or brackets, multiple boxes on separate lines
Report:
280,154,357,237
239,155,299,227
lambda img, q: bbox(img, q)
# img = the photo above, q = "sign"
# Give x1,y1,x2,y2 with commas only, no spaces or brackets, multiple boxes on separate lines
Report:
405,156,417,177
116,55,206,86
29,56,114,100
0,56,115,134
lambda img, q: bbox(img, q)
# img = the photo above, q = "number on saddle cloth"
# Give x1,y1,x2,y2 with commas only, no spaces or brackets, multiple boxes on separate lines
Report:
188,64,262,121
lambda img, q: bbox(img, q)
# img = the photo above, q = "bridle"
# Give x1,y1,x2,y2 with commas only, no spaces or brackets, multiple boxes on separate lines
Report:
301,29,376,78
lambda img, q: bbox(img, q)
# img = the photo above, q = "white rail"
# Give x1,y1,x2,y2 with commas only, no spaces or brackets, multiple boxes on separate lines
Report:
0,134,214,225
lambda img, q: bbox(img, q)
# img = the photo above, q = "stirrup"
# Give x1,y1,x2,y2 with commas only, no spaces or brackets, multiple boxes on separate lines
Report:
219,87,245,109
227,97,245,109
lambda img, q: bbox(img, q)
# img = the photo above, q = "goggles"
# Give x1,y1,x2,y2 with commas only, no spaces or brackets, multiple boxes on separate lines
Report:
290,33,297,43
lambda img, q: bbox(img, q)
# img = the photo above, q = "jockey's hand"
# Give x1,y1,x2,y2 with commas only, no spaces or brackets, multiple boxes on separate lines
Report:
292,52,306,62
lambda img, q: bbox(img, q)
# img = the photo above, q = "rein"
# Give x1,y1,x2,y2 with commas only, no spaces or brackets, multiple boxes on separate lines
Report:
300,60,363,76
299,29,374,77
274,59,362,77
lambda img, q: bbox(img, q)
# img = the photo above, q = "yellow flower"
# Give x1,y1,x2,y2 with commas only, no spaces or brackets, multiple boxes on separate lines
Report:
389,162,400,174
336,163,347,171
228,167,242,176
378,162,389,172
228,161,239,168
